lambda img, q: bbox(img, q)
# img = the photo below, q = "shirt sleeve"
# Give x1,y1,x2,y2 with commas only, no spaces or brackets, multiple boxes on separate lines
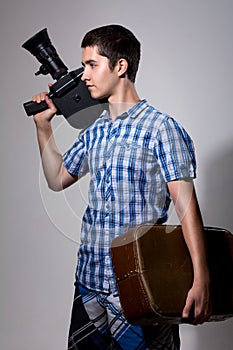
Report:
62,132,89,177
155,116,196,182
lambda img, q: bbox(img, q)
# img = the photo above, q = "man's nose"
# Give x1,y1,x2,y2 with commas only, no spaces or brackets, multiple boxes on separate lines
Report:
81,68,89,81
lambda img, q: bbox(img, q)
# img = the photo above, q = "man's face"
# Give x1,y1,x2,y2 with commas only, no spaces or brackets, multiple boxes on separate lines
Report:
81,45,119,101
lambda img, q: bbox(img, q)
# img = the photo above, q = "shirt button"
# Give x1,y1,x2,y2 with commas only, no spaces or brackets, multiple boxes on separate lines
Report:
106,203,111,211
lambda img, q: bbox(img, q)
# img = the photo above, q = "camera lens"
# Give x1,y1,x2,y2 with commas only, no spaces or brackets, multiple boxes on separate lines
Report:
22,28,68,80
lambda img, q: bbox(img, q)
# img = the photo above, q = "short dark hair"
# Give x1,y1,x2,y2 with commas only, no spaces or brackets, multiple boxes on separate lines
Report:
81,24,141,83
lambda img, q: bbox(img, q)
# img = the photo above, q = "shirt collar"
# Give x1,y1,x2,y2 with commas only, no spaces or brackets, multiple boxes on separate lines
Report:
100,99,149,121
127,99,148,119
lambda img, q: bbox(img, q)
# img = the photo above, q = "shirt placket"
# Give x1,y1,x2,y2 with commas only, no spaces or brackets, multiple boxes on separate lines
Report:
103,122,119,216
103,121,120,292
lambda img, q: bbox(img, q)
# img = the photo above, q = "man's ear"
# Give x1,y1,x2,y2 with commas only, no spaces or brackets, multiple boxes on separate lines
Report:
117,58,128,77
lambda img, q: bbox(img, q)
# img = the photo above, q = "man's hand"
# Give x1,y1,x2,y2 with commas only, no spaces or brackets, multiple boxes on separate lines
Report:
182,277,211,325
32,86,57,125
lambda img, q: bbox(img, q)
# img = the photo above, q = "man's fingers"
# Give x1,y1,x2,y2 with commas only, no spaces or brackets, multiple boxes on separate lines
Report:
32,92,48,103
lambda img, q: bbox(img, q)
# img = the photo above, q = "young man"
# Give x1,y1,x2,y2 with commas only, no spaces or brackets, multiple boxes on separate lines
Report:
33,24,211,349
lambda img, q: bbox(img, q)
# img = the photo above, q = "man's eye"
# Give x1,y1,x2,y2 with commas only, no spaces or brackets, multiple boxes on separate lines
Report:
90,63,97,68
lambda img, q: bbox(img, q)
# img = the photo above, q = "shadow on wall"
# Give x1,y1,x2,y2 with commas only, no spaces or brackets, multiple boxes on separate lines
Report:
194,144,233,349
202,144,233,232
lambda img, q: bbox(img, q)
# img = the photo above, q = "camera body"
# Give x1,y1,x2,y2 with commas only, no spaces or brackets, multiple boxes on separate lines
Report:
22,28,106,129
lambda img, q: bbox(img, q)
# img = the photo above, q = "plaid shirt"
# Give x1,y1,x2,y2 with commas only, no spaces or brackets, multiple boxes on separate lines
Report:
63,100,196,294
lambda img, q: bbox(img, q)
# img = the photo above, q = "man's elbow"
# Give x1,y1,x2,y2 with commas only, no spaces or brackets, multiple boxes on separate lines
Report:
45,167,77,191
47,180,64,192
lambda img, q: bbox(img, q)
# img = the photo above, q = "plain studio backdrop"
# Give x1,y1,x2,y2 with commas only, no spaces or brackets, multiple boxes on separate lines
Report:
1,0,233,349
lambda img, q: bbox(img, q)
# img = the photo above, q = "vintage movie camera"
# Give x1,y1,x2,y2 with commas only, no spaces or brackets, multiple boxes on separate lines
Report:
22,28,106,129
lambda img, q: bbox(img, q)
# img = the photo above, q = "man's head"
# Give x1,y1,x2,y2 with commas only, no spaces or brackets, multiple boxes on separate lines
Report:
81,24,141,83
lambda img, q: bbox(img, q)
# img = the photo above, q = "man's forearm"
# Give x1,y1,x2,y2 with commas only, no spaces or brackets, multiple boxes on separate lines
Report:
35,120,64,191
179,195,210,282
168,179,211,322
168,180,209,279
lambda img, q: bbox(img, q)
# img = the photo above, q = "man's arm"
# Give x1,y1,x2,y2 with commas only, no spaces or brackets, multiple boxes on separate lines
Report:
33,92,78,191
167,179,211,324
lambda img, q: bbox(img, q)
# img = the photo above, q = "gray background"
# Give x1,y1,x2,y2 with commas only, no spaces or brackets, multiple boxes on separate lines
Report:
1,0,233,349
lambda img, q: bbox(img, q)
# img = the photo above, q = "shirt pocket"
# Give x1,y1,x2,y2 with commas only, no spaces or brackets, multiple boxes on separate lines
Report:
112,140,157,177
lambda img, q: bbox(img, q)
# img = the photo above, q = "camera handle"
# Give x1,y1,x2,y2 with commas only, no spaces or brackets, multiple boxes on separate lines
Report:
23,99,50,116
23,68,84,116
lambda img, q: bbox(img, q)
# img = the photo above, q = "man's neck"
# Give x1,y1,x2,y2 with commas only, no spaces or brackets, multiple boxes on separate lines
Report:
108,80,141,120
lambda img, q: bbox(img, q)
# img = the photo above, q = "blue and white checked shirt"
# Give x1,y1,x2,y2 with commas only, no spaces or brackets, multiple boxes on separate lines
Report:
63,100,196,294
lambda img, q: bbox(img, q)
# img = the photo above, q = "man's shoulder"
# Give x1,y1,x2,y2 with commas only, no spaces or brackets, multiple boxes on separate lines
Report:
79,111,107,136
137,100,171,128
145,102,188,130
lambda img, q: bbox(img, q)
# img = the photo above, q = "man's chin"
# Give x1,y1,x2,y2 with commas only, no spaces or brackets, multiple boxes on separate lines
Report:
90,92,109,101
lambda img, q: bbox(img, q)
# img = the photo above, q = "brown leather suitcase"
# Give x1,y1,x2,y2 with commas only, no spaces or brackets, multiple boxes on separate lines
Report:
110,225,233,325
